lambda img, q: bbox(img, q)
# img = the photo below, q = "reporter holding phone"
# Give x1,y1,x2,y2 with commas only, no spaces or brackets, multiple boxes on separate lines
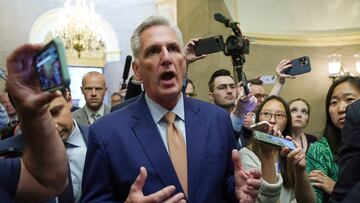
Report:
239,95,315,203
0,44,68,202
306,76,360,203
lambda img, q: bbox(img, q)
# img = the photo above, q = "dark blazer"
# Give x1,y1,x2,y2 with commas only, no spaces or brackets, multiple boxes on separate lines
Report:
81,94,238,203
329,99,360,203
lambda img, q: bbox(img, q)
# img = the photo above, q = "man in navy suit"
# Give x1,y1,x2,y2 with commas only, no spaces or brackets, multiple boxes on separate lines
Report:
81,15,261,203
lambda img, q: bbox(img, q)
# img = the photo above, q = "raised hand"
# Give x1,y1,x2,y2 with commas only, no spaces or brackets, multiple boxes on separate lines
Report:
125,167,186,203
309,170,335,194
232,82,257,118
275,59,295,84
232,150,262,203
184,38,206,64
6,44,61,117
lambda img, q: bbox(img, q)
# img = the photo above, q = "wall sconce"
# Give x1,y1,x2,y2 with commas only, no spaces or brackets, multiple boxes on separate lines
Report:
328,54,343,80
354,54,360,74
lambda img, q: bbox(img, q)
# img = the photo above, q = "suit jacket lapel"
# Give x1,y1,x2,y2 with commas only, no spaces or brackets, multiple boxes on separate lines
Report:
131,95,183,192
78,108,89,124
184,98,207,201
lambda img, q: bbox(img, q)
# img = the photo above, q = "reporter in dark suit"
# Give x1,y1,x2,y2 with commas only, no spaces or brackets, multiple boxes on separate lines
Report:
81,15,262,203
329,99,360,203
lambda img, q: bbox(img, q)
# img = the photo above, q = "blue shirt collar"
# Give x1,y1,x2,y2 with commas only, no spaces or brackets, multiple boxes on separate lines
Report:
145,93,185,124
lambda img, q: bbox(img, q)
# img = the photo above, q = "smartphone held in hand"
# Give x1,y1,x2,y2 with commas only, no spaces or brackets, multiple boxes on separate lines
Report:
194,35,225,56
33,37,70,92
283,56,311,76
253,131,296,150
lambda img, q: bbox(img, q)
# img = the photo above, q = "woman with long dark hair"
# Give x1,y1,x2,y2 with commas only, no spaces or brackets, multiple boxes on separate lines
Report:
239,95,315,203
306,76,360,203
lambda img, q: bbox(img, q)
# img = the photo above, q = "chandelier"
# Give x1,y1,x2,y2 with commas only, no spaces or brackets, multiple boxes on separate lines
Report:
53,0,105,58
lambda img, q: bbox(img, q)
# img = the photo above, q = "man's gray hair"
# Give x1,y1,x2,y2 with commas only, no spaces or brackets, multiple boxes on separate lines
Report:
130,15,184,59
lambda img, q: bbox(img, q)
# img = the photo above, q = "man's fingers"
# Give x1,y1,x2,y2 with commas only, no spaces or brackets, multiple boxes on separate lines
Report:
130,167,148,192
232,149,241,172
249,168,262,180
7,44,43,68
145,185,176,202
163,192,186,203
243,185,260,197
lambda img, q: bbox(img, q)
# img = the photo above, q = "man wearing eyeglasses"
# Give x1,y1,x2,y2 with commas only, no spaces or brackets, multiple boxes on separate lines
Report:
73,71,110,125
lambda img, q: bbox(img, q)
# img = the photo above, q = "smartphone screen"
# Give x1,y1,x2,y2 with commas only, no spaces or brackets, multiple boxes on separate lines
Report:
253,131,296,150
34,39,70,91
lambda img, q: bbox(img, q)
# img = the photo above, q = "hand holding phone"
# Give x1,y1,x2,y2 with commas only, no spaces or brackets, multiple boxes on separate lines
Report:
282,56,311,76
33,37,70,92
194,35,225,56
253,131,297,150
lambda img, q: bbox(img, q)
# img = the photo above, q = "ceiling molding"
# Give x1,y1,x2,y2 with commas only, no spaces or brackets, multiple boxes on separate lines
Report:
245,32,360,47
224,0,360,47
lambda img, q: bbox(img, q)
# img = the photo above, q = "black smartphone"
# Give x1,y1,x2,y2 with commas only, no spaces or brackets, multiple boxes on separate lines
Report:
194,35,225,56
283,56,311,76
34,37,70,92
253,131,296,150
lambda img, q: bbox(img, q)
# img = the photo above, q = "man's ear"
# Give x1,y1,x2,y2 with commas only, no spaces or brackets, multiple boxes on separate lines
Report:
65,91,72,103
80,86,85,95
209,92,214,102
132,60,142,82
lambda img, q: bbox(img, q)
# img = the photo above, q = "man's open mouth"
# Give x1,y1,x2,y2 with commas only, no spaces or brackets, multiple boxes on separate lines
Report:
160,71,176,81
